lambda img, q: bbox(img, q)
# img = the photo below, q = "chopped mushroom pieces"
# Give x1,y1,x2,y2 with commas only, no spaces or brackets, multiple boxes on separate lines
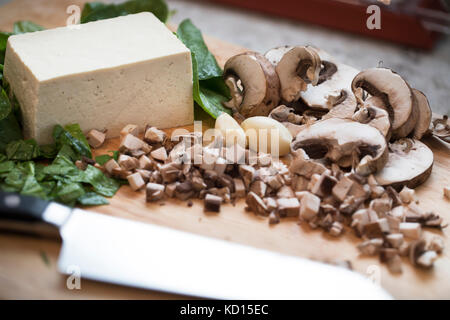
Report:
127,172,145,191
144,126,166,144
399,222,422,240
204,194,222,213
120,124,139,138
146,183,165,202
151,147,168,162
277,198,300,217
246,192,269,216
416,251,438,269
386,233,404,249
87,129,106,148
299,192,321,221
104,159,120,174
399,187,415,204
357,239,383,256
233,178,246,198
118,155,139,171
119,134,146,152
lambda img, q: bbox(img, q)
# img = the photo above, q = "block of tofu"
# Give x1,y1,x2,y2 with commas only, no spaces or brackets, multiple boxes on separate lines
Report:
3,12,193,144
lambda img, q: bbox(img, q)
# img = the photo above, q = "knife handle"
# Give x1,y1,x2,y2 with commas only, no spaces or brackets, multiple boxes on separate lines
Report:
0,191,63,239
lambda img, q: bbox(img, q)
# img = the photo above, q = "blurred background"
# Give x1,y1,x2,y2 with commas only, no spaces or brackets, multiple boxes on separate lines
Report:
0,0,449,114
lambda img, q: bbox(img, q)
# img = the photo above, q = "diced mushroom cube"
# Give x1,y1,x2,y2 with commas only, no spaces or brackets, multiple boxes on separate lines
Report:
329,221,343,237
87,129,106,148
214,157,227,175
118,154,139,171
357,238,383,256
144,126,166,144
150,146,168,162
277,198,300,217
233,178,246,198
416,251,438,269
146,183,165,202
250,180,267,198
332,176,354,202
276,185,294,198
399,222,422,240
299,192,320,221
120,124,139,138
246,192,269,216
387,255,403,274
165,182,179,198
268,211,280,225
111,167,132,180
399,186,415,204
135,169,151,183
127,172,145,191
386,233,404,249
119,134,146,152
138,155,153,170
369,198,392,217
204,194,222,213
239,165,255,189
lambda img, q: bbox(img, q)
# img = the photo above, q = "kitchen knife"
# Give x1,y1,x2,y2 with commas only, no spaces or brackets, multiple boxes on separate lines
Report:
0,191,391,299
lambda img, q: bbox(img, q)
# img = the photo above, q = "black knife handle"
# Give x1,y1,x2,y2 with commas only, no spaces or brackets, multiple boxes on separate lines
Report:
0,191,49,222
0,191,60,239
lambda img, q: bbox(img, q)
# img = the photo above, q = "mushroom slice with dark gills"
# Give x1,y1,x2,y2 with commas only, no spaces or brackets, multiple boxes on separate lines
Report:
299,49,360,111
265,46,322,103
223,52,280,118
291,118,388,175
351,68,419,139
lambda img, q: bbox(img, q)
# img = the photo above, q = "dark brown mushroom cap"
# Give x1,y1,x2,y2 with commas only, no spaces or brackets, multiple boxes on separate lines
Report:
412,89,432,140
223,52,280,118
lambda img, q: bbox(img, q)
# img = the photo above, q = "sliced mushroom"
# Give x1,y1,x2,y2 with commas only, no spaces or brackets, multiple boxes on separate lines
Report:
352,99,391,139
291,118,388,174
265,46,321,103
300,49,360,111
223,52,280,118
412,89,432,140
431,115,450,142
375,139,433,189
351,68,419,139
322,90,357,121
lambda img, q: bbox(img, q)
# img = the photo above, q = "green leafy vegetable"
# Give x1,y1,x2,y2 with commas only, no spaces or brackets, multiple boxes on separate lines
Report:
177,20,230,119
12,21,44,34
78,165,120,197
0,88,11,121
53,124,92,159
81,0,169,24
0,32,11,65
0,113,22,153
0,64,4,83
78,192,109,206
6,139,40,161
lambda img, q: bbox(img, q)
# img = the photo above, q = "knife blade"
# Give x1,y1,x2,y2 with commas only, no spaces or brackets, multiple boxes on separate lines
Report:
0,191,391,299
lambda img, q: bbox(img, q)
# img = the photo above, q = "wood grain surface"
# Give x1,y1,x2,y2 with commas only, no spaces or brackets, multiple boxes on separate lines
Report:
0,0,449,300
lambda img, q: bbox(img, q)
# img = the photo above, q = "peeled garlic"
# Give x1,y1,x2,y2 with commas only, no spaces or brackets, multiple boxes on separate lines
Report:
215,113,246,147
241,116,293,156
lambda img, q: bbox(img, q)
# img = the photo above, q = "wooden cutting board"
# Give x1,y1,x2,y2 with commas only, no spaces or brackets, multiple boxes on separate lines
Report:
0,0,449,300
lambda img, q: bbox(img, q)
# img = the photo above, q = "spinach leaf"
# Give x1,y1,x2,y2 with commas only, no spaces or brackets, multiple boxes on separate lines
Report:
0,88,11,121
0,64,3,83
0,32,11,65
177,19,222,81
78,165,120,197
177,20,230,119
13,21,44,34
78,192,109,206
191,52,230,119
53,124,92,159
0,113,23,153
6,139,40,160
81,0,169,24
0,160,14,173
39,143,57,159
54,181,86,205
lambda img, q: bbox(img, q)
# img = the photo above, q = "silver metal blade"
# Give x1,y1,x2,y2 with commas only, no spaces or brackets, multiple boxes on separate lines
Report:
57,209,391,299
